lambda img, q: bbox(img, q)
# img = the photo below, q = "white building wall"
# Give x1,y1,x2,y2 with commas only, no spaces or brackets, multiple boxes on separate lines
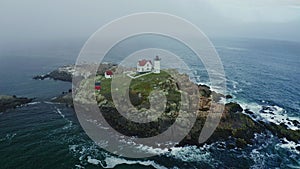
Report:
153,60,160,74
104,72,112,78
137,61,152,73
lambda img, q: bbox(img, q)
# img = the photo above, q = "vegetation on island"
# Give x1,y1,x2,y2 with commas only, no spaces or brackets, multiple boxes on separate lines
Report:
96,70,181,109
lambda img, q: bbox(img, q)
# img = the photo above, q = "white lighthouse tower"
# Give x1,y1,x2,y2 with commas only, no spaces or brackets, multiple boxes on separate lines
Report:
153,55,161,74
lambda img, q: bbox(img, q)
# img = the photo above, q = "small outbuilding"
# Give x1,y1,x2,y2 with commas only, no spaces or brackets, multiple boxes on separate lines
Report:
95,81,101,91
104,70,113,78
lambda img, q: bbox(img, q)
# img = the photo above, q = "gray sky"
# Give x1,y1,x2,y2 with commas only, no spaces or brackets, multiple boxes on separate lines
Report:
1,0,300,46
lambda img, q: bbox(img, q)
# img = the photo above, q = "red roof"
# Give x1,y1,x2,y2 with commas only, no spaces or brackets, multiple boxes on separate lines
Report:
95,86,101,90
105,70,113,75
138,59,152,66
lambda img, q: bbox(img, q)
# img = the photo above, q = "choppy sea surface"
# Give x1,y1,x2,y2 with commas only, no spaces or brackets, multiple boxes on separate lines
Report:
0,37,299,168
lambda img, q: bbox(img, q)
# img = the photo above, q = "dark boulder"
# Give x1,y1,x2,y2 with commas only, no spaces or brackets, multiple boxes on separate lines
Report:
226,95,233,99
225,102,243,113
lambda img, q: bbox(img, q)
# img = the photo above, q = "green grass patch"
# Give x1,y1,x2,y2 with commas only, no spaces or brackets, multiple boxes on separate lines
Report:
96,71,181,109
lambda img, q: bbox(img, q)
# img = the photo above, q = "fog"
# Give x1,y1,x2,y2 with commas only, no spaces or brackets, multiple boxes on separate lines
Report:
1,0,300,52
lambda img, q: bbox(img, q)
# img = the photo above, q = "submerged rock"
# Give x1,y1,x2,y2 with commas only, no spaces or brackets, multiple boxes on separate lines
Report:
236,138,248,148
32,74,50,80
226,95,233,99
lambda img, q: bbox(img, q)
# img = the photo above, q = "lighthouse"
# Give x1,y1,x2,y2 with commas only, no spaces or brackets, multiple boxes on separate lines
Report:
153,55,161,74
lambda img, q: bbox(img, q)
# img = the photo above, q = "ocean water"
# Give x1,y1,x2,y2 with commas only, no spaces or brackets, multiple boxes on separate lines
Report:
0,38,299,169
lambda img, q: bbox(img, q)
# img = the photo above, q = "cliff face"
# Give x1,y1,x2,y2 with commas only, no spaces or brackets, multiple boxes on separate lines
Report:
180,102,263,148
0,95,33,112
96,87,264,148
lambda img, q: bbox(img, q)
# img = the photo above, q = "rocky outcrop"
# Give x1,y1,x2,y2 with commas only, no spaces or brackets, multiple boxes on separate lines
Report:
52,90,73,107
33,63,117,82
180,102,263,148
33,65,73,82
262,120,300,143
96,63,117,75
0,95,33,112
54,68,300,149
102,78,299,148
98,100,300,149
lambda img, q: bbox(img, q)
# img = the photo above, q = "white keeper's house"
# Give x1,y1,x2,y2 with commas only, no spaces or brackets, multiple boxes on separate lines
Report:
136,56,161,74
137,59,152,73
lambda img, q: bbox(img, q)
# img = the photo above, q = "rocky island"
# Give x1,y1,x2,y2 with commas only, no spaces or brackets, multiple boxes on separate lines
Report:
73,67,300,149
0,95,33,112
35,63,300,150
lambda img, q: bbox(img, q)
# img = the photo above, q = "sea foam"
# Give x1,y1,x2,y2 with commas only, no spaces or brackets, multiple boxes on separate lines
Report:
239,102,300,131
